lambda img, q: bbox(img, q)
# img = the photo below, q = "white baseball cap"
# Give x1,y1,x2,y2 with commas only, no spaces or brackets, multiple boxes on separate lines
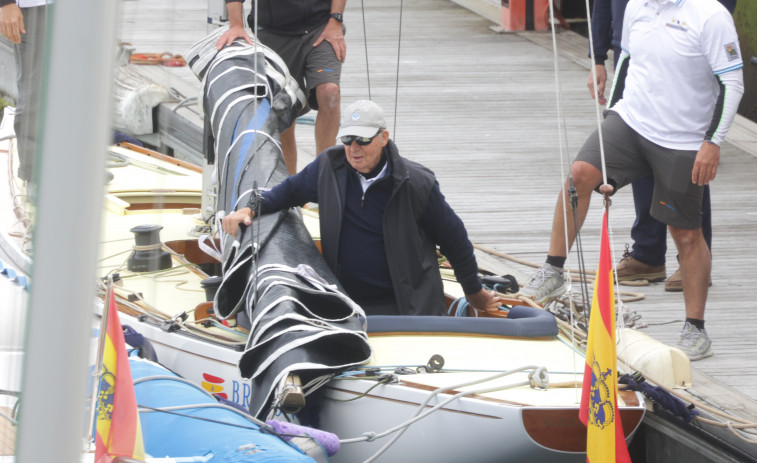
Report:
336,100,386,138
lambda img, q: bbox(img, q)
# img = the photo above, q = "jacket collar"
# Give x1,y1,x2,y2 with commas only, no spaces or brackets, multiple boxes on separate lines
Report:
384,140,410,185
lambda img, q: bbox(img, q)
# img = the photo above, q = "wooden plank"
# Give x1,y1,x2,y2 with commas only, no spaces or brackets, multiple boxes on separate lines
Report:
0,406,16,456
451,0,500,24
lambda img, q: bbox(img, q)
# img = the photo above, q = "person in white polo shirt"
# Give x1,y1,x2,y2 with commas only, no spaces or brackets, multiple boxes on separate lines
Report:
520,0,744,360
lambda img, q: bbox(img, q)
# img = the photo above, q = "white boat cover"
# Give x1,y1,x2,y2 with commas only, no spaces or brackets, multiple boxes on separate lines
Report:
186,28,372,418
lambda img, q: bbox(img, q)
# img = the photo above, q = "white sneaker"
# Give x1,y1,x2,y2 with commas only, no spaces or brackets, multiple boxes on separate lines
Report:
519,263,566,304
676,322,713,361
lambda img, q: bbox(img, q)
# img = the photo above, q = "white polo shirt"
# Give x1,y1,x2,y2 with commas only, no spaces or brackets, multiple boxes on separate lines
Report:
611,0,743,150
16,0,50,6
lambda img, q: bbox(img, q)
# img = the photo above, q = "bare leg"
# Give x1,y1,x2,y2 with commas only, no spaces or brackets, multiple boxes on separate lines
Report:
280,126,297,176
669,226,709,319
519,161,604,302
547,161,604,258
314,83,340,155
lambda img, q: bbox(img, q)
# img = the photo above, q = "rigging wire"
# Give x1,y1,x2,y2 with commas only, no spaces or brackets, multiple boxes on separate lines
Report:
581,0,632,367
392,0,404,136
546,0,583,403
360,0,372,100
569,179,592,322
545,1,579,309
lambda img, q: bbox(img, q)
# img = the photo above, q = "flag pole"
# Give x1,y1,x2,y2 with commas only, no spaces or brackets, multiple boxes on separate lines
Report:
580,187,631,463
87,277,113,445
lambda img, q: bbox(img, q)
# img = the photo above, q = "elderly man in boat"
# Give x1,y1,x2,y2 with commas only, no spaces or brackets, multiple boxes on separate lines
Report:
222,99,501,316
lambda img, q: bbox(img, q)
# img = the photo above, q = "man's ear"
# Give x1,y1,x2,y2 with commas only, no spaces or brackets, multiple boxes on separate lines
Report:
380,129,390,146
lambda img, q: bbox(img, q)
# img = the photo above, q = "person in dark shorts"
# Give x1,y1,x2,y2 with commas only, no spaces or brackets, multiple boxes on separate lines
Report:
216,0,346,175
521,0,744,361
586,0,737,290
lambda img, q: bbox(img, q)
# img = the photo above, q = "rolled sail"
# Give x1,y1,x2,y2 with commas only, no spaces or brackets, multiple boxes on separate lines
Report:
186,28,372,418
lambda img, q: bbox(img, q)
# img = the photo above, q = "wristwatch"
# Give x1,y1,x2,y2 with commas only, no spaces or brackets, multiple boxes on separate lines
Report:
330,12,343,22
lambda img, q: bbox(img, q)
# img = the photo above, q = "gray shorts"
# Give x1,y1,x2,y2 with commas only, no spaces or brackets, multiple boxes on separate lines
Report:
575,111,704,229
257,22,343,111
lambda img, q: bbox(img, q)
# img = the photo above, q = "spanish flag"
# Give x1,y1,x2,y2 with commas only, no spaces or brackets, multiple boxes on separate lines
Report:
579,211,631,463
95,288,146,463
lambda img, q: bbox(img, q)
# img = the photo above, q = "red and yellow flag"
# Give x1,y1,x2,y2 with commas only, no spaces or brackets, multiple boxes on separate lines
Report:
95,288,146,463
579,211,631,463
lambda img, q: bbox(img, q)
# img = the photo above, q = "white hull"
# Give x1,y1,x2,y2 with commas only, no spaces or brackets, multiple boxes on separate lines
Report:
108,287,645,463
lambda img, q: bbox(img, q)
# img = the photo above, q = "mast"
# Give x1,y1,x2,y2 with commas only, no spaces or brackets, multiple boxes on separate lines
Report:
15,0,118,461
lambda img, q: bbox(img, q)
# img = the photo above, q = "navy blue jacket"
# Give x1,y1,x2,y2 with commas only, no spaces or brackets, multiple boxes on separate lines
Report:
590,0,627,66
259,142,482,315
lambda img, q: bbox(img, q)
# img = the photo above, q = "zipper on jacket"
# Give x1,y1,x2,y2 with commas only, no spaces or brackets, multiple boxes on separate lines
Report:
361,192,365,208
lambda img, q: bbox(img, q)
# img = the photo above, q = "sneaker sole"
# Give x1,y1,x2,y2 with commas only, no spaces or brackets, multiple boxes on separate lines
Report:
617,271,666,282
686,349,714,361
520,284,567,304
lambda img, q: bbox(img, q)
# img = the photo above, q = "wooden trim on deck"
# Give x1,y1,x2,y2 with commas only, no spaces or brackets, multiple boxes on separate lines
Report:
118,142,203,173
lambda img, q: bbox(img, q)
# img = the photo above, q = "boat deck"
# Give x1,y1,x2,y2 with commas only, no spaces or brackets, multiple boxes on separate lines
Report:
1,0,756,455
116,0,757,430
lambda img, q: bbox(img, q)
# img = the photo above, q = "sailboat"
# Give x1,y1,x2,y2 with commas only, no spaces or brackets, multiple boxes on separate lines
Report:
0,3,649,462
2,136,646,459
77,23,649,462
89,141,647,463
7,0,757,461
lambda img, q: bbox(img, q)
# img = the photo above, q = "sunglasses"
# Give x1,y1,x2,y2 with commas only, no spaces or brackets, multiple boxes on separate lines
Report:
340,129,383,146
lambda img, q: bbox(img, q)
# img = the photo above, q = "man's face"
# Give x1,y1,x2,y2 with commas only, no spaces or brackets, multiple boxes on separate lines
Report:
344,130,389,173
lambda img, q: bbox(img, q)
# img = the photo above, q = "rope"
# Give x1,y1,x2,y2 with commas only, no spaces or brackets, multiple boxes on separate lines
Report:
475,239,757,443
328,375,395,402
620,371,757,443
619,373,698,423
447,297,469,317
0,409,17,427
545,0,575,312
340,365,548,463
554,315,757,441
131,243,163,251
583,0,609,188
473,244,647,305
138,404,268,431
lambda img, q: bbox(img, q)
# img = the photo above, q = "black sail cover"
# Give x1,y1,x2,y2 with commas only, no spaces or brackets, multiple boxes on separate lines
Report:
186,28,372,418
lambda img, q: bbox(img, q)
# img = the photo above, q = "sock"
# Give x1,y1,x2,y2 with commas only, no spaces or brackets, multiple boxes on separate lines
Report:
686,318,705,330
545,255,566,270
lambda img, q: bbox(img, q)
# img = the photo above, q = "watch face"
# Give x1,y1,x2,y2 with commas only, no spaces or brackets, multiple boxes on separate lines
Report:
331,13,343,22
